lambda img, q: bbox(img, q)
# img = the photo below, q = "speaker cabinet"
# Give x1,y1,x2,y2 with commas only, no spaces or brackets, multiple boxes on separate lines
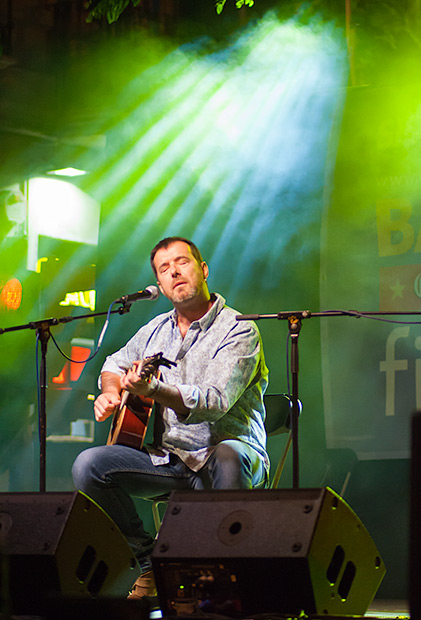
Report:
0,491,139,613
152,487,385,617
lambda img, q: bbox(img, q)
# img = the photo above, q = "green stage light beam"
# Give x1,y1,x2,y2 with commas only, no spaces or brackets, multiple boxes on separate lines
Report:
88,11,348,306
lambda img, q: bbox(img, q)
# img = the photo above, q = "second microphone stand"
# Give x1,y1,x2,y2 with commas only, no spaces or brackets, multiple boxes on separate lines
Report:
237,308,421,490
237,309,307,489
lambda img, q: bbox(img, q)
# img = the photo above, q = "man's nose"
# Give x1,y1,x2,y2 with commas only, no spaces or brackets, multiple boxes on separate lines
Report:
170,263,180,276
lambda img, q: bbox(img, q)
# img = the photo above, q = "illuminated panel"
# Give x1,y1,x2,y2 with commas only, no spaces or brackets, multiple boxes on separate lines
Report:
52,363,69,385
27,177,100,272
0,278,23,310
59,289,96,311
52,339,94,386
70,345,92,382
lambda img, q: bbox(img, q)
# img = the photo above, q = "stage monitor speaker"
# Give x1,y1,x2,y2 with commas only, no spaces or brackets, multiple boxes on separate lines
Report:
152,487,385,617
0,491,139,614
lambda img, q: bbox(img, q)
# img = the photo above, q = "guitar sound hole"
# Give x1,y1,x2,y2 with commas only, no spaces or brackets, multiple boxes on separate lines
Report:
127,395,151,417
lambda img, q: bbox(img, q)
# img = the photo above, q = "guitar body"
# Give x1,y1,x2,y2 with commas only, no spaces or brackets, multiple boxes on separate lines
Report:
106,353,176,451
107,392,154,450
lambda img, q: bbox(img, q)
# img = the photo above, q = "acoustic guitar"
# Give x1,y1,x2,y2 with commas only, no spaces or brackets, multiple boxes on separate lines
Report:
107,352,176,450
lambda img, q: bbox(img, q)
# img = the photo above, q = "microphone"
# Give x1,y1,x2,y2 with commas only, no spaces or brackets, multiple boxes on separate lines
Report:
115,285,159,304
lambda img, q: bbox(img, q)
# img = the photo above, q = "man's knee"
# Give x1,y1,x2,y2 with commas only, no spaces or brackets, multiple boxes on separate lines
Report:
213,440,247,468
209,441,254,488
72,446,101,488
209,440,267,490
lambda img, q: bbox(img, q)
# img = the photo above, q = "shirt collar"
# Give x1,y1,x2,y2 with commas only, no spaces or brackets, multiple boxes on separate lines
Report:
169,293,225,332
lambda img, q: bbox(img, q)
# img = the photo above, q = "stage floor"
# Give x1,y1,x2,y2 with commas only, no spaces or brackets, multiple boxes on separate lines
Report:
153,599,411,620
366,599,409,619
2,601,412,620
151,599,411,620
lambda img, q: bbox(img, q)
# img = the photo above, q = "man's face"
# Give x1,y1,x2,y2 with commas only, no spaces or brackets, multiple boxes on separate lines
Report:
153,241,209,306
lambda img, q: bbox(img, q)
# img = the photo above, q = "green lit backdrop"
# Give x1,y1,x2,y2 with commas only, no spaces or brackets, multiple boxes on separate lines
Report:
1,0,421,599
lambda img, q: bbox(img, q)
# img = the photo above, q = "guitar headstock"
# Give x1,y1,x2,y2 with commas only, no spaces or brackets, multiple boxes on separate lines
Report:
139,352,177,379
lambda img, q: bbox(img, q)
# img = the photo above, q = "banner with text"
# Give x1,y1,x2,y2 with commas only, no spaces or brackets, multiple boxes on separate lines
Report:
321,84,421,459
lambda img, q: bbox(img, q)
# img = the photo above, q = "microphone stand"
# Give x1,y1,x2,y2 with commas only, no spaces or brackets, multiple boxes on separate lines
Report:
237,309,421,490
0,302,134,493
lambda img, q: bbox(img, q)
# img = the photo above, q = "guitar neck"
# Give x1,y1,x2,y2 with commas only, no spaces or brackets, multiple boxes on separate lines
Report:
119,361,160,410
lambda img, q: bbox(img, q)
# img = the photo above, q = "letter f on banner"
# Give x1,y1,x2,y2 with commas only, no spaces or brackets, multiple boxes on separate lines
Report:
380,327,410,416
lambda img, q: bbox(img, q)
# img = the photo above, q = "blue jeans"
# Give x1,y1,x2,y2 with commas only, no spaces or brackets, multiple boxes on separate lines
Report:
72,440,268,571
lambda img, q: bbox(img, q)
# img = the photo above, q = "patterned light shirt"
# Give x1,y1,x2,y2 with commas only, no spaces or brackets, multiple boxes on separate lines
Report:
101,293,269,473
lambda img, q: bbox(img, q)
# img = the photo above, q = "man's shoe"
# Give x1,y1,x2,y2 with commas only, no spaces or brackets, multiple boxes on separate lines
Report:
127,570,157,599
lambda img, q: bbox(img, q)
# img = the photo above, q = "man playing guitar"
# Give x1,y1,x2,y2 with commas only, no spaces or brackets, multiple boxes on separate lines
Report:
72,236,269,599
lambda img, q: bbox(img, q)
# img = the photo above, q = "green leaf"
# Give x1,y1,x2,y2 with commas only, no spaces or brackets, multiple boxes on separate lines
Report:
215,0,226,14
86,0,256,22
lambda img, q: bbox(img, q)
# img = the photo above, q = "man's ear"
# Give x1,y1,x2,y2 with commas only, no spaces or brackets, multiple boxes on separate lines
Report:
157,280,165,295
202,261,209,281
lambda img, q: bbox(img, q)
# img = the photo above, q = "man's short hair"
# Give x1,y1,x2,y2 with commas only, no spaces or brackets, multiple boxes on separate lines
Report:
150,237,203,276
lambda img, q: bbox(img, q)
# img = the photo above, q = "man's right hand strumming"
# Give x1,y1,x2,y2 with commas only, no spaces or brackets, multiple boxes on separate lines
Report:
94,392,121,422
94,371,124,421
